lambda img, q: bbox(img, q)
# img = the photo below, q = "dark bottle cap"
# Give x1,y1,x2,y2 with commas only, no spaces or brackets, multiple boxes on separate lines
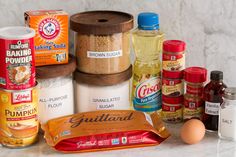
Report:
210,71,223,81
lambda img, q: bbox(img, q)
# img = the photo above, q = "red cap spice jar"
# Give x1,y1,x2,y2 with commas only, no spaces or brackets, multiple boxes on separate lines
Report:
162,95,184,123
163,40,186,72
162,70,184,97
183,67,207,121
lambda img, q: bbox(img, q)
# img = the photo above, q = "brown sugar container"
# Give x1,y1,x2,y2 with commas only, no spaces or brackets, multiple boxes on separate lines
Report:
70,11,134,74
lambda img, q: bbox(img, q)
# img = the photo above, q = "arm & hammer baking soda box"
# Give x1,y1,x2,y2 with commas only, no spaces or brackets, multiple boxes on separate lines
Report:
24,10,69,66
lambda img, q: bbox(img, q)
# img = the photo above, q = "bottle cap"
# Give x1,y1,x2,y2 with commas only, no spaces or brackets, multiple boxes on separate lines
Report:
224,87,236,100
138,12,159,30
163,40,186,52
162,70,183,79
184,67,207,83
210,71,223,81
162,95,184,104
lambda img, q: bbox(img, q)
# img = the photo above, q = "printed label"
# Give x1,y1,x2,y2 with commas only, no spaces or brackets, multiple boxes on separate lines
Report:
38,81,74,124
25,11,68,66
162,104,183,123
96,97,124,110
133,77,162,112
205,101,220,115
183,99,204,120
0,88,38,147
39,18,60,40
12,90,32,104
162,80,183,97
186,85,204,95
87,50,122,59
0,38,35,90
163,54,185,71
183,106,203,120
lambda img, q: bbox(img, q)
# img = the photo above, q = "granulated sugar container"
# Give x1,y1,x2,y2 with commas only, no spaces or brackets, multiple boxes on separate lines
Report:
74,65,132,112
36,56,76,124
70,11,133,74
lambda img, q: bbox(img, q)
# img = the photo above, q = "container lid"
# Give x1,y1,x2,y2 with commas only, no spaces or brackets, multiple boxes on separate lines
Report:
184,67,207,83
70,10,134,35
210,70,223,81
162,95,184,104
74,65,132,86
36,56,76,79
0,26,35,40
163,40,186,52
162,70,183,79
223,87,236,100
138,12,159,30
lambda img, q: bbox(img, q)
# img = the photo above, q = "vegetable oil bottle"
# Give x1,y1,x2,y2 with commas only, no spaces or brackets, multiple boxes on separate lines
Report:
132,12,164,114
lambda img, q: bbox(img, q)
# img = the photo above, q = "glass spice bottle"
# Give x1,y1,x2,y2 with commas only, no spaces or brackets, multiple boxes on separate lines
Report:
203,71,227,132
183,67,207,121
219,87,236,141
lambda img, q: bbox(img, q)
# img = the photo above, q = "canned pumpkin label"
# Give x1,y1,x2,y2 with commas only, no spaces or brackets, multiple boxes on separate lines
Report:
0,38,36,90
0,88,39,147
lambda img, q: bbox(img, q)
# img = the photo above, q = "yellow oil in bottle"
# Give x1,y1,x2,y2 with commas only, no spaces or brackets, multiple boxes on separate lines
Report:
132,12,164,114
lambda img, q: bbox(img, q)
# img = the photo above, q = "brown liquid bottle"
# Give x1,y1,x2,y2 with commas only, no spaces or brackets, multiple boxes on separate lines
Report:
203,71,227,131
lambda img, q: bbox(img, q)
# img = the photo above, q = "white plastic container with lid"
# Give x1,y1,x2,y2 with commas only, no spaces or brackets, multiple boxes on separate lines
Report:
36,56,76,124
219,87,236,141
74,65,132,112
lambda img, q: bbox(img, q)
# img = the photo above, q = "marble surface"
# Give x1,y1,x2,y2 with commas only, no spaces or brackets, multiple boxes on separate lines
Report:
0,123,236,157
0,0,236,85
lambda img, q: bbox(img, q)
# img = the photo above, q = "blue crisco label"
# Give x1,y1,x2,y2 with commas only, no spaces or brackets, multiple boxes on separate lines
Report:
133,77,162,112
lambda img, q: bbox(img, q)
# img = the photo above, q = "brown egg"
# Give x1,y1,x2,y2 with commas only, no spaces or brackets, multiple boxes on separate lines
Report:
180,119,205,144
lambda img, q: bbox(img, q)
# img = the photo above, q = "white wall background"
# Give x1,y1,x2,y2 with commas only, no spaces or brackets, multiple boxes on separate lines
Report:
0,0,235,86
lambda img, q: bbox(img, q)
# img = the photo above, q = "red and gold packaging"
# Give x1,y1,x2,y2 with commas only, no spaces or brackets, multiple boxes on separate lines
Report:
43,110,170,153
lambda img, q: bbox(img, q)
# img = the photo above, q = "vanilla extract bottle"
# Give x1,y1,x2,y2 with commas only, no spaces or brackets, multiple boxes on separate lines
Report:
203,71,227,131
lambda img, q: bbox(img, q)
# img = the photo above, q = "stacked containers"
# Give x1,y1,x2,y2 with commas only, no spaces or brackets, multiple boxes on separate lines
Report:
0,26,39,147
161,40,186,123
25,10,76,126
70,11,134,112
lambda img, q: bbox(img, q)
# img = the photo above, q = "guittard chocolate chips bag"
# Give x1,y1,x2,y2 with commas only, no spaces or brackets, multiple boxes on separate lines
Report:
43,110,170,153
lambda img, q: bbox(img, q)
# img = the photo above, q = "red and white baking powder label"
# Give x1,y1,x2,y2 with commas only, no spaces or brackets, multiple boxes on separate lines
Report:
0,38,36,90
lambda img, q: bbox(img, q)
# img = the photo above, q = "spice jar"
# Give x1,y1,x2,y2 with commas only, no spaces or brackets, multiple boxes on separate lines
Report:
74,66,132,112
162,95,184,123
162,70,184,97
163,40,186,71
219,87,236,141
36,56,76,124
70,11,133,74
183,67,207,121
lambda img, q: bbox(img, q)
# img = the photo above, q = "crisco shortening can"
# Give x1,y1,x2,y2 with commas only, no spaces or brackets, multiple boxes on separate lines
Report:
0,26,36,90
0,85,39,148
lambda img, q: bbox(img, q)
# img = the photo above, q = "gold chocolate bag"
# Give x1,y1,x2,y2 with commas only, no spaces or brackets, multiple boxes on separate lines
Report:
43,110,170,153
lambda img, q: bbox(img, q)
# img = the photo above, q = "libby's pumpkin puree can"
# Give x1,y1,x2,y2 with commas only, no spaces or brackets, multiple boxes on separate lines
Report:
0,85,39,148
0,26,36,90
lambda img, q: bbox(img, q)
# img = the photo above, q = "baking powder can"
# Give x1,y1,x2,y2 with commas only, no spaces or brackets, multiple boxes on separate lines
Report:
0,26,36,90
0,85,39,148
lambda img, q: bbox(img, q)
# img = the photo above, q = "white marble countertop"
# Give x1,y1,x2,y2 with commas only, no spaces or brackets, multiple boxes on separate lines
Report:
0,123,235,157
